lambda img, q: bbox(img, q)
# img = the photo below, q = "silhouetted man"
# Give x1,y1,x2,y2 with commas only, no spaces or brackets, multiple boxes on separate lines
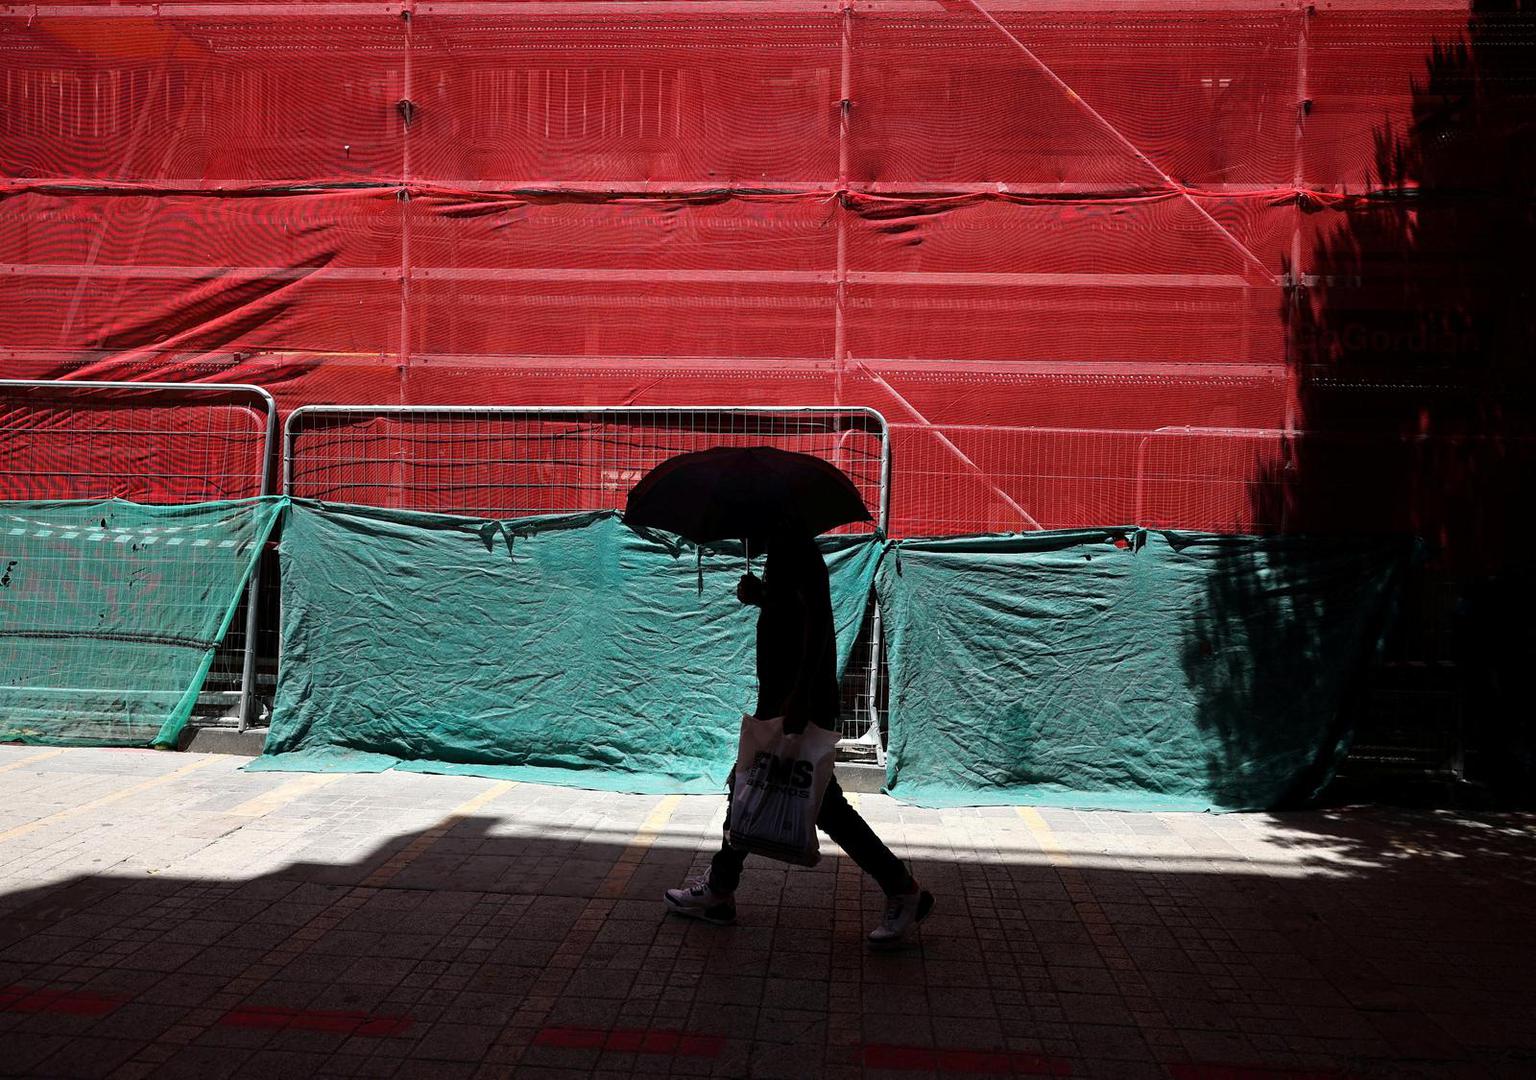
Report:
665,528,934,944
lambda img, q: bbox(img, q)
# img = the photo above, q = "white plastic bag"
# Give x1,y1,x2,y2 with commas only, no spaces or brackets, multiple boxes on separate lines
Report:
726,713,840,866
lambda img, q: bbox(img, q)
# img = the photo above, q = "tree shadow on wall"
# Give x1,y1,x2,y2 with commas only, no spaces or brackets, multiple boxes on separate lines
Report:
1192,0,1536,808
1179,531,1414,812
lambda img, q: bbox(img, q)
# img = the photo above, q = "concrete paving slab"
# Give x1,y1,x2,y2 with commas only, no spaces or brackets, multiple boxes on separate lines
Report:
0,745,1533,1078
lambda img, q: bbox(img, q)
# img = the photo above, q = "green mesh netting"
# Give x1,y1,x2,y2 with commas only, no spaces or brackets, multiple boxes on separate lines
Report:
252,503,884,793
0,498,286,748
877,528,1415,811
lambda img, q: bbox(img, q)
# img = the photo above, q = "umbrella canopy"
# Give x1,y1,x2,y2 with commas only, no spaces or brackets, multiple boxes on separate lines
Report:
624,446,872,545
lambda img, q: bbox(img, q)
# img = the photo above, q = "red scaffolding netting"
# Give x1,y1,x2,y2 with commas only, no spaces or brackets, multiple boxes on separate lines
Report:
2,1,1532,558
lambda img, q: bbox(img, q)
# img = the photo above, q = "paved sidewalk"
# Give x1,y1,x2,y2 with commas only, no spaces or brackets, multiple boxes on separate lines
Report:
0,747,1533,1079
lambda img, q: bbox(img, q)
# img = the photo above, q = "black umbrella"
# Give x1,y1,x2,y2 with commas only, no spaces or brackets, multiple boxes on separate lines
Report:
624,446,872,546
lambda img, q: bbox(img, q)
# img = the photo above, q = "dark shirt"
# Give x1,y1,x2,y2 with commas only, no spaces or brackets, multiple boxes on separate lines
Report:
752,536,840,734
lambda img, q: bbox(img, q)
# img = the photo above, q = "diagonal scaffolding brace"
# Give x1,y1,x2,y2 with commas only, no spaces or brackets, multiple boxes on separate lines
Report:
852,359,1044,531
958,0,1281,286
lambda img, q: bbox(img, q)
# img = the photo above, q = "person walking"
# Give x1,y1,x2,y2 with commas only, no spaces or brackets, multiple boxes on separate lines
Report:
665,527,934,944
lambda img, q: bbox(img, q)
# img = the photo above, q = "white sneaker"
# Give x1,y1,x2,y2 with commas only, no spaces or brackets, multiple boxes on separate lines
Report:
663,877,737,925
868,888,934,944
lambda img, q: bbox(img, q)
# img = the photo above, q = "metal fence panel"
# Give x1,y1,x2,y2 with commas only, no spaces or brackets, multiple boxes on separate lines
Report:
284,404,890,751
889,423,1300,536
0,379,277,732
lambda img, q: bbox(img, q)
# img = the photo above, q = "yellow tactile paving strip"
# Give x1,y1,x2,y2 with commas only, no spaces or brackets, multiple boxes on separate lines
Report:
0,756,220,845
0,748,67,775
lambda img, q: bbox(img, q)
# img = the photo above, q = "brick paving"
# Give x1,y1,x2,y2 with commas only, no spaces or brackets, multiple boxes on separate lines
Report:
0,745,1533,1079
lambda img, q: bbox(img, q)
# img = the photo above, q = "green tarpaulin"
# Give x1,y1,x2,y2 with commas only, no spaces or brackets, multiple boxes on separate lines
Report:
8,491,1403,808
878,531,1413,811
253,502,884,792
877,528,1414,811
0,498,285,748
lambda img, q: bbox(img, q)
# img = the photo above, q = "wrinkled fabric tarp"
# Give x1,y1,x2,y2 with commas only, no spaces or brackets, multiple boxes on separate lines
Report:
877,529,1414,811
0,498,285,747
252,503,883,792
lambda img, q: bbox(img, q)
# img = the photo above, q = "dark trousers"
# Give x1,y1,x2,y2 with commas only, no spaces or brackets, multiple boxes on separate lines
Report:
708,777,912,896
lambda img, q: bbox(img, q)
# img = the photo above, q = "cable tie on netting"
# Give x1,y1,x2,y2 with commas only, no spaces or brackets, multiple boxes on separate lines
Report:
478,520,518,558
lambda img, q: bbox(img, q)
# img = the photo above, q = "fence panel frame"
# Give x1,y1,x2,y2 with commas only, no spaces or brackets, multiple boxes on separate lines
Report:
0,378,278,733
283,403,891,755
284,403,889,530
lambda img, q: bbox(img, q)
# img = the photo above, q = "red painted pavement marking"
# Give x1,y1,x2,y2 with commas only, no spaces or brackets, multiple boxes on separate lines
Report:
534,1026,724,1058
1169,1069,1346,1080
220,1005,413,1037
0,985,123,1017
864,1044,1074,1076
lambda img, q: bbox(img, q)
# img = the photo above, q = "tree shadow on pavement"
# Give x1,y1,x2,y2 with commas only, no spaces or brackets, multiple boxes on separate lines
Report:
1,805,1534,1079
